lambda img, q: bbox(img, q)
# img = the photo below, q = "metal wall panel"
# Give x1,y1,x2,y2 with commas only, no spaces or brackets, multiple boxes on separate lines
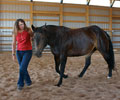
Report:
63,7,86,28
63,16,85,21
89,9,109,15
33,21,59,27
63,7,86,13
0,2,120,51
33,5,59,11
112,10,120,50
0,12,30,19
33,16,59,20
63,22,86,28
0,4,30,11
89,9,110,29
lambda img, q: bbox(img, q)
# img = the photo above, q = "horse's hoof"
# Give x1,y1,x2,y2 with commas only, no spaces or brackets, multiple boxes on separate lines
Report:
63,74,68,79
107,76,111,79
54,84,61,87
78,74,83,78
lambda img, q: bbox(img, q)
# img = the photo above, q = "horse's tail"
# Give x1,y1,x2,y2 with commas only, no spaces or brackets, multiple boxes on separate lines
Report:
104,31,115,70
92,25,115,70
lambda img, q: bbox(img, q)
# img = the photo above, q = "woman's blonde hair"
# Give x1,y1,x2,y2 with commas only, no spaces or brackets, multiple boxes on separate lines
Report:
12,19,29,35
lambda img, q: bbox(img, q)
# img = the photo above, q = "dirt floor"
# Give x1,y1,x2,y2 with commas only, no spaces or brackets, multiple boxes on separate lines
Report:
0,52,120,100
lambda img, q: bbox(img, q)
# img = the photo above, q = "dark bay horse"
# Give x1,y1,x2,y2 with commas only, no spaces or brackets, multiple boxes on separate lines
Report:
31,24,115,87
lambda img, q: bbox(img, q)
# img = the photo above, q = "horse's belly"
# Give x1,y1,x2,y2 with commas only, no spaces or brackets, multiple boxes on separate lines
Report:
67,44,94,57
67,49,86,57
65,36,95,57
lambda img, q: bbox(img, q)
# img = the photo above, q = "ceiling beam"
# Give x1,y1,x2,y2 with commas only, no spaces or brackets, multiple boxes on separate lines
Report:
61,0,63,4
110,0,115,7
87,0,91,5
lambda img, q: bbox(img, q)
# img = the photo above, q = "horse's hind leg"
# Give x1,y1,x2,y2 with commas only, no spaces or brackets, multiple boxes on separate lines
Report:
78,48,96,78
98,50,112,78
54,55,68,78
78,55,91,77
104,56,112,78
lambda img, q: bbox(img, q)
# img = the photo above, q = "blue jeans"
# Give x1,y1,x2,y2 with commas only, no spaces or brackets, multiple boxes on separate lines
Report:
16,50,32,87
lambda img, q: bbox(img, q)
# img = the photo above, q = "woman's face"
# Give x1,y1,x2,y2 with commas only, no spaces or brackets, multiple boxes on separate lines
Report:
18,21,24,30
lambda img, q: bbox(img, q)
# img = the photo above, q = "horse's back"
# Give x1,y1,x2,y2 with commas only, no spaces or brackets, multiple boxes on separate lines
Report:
61,26,98,56
50,25,109,56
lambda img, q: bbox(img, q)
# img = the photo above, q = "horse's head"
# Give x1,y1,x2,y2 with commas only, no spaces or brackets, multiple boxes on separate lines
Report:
31,24,48,57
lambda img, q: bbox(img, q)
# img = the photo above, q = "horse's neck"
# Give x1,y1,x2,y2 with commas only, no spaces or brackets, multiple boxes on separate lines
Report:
46,26,65,48
47,32,60,48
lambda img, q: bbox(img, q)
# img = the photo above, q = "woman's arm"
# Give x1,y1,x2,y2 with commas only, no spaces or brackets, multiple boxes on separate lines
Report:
12,34,16,61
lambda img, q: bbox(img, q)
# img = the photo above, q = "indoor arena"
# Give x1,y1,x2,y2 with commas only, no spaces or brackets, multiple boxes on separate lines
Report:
0,0,120,100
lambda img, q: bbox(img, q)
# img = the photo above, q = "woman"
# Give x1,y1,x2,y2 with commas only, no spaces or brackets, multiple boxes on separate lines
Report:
12,19,33,90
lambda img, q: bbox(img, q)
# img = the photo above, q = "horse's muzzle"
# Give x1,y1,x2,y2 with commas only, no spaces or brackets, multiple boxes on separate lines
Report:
34,52,42,58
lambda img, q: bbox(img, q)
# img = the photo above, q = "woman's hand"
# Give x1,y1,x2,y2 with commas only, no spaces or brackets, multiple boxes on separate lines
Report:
12,54,16,62
12,34,16,62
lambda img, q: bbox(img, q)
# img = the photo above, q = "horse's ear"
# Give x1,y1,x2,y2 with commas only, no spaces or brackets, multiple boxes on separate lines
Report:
45,23,47,27
42,23,47,32
31,24,36,32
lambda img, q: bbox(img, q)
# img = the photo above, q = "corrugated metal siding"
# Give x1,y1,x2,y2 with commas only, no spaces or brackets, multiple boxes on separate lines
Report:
33,5,59,11
63,7,86,28
0,2,120,52
112,10,120,50
89,9,110,30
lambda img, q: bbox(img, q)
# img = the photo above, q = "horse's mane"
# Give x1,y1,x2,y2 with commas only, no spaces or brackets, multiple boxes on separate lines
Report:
46,25,70,32
46,25,70,30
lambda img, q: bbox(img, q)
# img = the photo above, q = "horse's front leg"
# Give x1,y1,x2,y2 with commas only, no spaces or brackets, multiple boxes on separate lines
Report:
54,55,68,79
56,55,67,87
